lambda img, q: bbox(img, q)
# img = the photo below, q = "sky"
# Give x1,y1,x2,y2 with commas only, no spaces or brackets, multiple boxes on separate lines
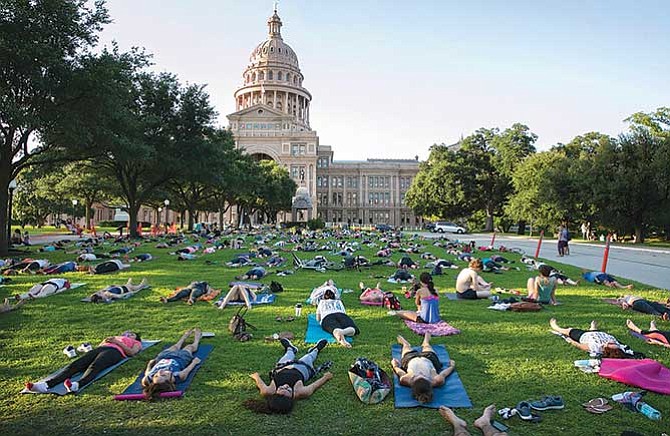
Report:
98,0,670,160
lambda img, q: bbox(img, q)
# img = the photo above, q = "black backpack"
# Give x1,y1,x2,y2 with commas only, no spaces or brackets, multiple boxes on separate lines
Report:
270,281,284,293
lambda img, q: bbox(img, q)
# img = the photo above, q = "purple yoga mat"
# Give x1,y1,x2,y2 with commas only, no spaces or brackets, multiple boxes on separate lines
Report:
404,319,460,336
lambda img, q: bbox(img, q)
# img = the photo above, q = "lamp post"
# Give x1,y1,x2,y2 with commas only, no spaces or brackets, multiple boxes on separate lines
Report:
157,207,162,226
163,199,170,226
72,199,78,225
7,179,17,244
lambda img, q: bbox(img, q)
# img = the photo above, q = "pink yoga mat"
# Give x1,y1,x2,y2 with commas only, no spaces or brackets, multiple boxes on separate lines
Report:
404,320,460,336
599,358,670,395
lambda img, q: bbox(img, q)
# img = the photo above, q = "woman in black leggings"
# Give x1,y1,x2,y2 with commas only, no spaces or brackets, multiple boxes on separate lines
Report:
26,331,142,394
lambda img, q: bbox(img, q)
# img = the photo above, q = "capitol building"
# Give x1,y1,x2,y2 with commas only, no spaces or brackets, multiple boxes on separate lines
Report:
226,9,423,228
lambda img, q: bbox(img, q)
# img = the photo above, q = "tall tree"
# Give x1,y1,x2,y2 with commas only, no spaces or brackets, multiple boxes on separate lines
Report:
0,0,113,253
55,161,112,229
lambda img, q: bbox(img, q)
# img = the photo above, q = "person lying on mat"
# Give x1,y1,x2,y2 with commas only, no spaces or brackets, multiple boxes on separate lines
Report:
439,405,508,436
16,278,71,300
89,259,130,275
524,264,557,305
235,266,266,281
160,281,218,305
390,268,414,282
626,319,670,346
218,283,257,310
142,328,202,399
582,271,633,289
26,331,142,394
549,318,635,358
455,259,492,299
388,272,441,323
614,295,670,320
88,278,149,303
398,255,418,269
247,338,332,414
391,333,455,403
316,289,360,348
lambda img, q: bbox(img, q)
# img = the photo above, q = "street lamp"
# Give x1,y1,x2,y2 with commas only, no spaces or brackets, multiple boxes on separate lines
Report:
72,199,78,225
157,207,162,225
7,179,17,244
163,199,170,226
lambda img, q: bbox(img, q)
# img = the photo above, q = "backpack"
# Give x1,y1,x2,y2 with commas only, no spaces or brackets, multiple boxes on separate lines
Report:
383,292,401,310
269,281,284,293
509,302,542,312
228,306,256,340
348,357,391,404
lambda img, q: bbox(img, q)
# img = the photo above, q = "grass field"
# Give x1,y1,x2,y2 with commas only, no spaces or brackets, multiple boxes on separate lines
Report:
1,232,668,435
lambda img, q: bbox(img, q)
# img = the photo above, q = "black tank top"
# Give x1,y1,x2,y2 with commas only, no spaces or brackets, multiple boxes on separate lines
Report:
272,367,303,388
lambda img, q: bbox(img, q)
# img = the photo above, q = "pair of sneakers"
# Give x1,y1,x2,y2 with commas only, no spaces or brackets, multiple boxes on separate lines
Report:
280,338,327,354
63,343,92,358
25,378,79,394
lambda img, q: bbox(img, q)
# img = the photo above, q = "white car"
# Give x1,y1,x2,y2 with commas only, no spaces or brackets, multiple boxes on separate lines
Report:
433,221,467,234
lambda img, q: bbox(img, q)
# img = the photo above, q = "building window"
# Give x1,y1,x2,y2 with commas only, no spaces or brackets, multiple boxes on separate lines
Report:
252,72,256,81
287,73,291,82
259,71,265,80
277,71,283,80
323,176,328,187
268,70,273,80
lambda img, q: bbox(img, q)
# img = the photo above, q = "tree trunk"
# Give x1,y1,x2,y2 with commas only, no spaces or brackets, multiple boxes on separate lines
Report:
0,167,12,256
85,200,93,230
219,209,224,228
179,210,185,229
484,208,494,232
634,227,644,244
664,224,670,242
187,209,196,231
128,203,140,238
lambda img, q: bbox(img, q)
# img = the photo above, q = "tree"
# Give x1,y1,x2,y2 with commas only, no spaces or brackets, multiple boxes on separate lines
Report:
254,160,297,224
55,161,112,229
407,124,536,232
0,0,113,253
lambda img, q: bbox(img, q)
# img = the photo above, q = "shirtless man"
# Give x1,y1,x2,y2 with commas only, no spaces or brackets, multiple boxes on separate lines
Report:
390,333,455,403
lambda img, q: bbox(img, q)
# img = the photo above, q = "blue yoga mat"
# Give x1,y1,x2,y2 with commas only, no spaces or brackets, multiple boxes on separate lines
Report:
21,340,161,395
119,344,214,396
215,293,276,306
392,344,472,408
305,314,352,344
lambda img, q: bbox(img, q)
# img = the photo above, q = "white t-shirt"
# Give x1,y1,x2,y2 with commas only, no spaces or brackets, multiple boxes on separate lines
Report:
44,278,69,289
79,253,97,261
579,331,621,356
316,299,346,321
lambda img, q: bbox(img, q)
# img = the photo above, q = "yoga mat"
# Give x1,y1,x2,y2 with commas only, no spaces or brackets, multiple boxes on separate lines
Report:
305,314,352,344
599,358,670,395
21,340,160,395
404,320,460,336
387,278,412,284
228,281,264,289
216,293,276,306
392,344,472,408
630,330,670,348
115,344,214,400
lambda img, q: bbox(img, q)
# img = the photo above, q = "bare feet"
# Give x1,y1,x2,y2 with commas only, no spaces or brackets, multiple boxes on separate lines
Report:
626,319,641,333
626,284,634,289
396,335,410,348
549,318,559,331
159,297,167,303
590,320,598,331
650,320,658,331
474,404,498,431
422,331,432,346
359,281,365,290
139,278,148,288
334,331,352,348
439,406,468,432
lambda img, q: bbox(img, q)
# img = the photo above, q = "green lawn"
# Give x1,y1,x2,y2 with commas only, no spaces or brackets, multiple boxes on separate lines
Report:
0,233,668,435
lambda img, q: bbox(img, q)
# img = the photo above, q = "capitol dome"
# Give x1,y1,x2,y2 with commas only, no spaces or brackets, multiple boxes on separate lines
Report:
248,11,299,69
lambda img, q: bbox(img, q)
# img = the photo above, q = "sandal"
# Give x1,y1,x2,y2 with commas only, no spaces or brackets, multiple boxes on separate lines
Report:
285,316,295,322
275,316,283,322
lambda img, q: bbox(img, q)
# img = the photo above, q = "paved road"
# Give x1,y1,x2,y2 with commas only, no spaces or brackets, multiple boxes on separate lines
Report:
419,232,670,290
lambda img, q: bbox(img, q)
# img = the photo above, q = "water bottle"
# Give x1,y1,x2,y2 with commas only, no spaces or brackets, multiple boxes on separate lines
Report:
636,401,661,420
574,359,600,367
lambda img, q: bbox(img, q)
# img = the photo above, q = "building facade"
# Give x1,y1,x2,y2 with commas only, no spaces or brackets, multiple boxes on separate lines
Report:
227,9,422,228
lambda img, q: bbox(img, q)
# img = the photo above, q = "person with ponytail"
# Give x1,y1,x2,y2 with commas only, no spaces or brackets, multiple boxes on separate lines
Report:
246,338,332,414
388,272,441,323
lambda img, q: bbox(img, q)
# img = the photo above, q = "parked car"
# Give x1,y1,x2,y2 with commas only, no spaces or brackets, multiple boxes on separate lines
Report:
433,221,467,234
375,224,394,232
424,222,436,232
